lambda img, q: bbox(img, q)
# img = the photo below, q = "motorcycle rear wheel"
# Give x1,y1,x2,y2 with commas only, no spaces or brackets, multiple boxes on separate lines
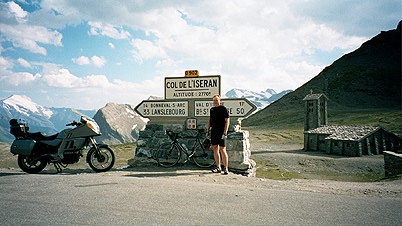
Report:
17,155,47,174
86,146,115,172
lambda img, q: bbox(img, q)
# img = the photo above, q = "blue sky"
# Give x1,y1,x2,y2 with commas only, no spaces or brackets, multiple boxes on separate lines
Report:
0,0,400,109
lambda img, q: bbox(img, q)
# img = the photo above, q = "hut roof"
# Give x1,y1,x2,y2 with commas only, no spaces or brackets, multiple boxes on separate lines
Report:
302,93,328,101
305,125,380,141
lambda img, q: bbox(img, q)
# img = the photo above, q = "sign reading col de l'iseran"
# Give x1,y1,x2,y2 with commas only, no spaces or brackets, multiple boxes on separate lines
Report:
165,76,220,99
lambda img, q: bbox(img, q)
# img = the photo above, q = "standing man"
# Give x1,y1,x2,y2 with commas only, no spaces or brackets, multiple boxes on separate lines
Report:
208,94,230,175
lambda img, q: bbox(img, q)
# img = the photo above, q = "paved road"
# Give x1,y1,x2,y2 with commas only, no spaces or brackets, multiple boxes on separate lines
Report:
0,168,401,225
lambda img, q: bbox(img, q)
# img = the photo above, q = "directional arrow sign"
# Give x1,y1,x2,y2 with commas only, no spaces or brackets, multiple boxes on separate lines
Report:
134,100,188,117
194,98,257,117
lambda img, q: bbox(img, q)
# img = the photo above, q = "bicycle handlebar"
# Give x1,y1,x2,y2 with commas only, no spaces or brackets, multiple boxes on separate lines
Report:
165,129,207,141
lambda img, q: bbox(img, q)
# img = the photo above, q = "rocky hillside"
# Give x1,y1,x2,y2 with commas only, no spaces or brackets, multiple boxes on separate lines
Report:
244,21,401,128
93,103,148,145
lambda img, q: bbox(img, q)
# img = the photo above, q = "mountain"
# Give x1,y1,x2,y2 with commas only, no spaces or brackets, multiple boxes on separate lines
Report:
224,88,292,109
0,95,57,142
243,21,401,129
93,103,148,145
0,95,96,143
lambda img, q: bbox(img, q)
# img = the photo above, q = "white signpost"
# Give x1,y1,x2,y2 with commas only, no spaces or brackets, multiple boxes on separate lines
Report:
165,75,220,99
194,98,257,117
134,73,257,123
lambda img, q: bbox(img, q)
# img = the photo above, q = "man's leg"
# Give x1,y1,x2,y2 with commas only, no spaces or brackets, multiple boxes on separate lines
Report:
213,145,221,170
219,146,229,171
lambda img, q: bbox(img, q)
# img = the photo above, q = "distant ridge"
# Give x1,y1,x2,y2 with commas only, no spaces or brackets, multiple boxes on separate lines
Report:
0,95,96,143
224,88,292,109
244,21,401,127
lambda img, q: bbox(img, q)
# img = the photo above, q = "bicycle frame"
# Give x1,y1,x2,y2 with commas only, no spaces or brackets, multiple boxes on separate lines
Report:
169,139,198,164
155,130,215,168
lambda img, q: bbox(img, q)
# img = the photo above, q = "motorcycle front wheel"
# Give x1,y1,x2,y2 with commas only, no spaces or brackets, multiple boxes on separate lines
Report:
86,146,115,172
17,155,47,174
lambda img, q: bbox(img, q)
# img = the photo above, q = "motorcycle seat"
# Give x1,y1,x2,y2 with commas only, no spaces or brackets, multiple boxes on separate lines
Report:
28,132,59,141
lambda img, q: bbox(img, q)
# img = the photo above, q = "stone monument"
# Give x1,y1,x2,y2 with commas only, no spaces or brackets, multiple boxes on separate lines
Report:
132,70,257,176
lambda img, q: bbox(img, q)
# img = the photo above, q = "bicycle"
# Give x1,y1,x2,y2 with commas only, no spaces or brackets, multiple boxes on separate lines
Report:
154,129,215,168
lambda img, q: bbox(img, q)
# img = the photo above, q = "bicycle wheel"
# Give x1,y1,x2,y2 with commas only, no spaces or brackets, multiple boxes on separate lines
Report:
192,141,215,168
155,142,181,168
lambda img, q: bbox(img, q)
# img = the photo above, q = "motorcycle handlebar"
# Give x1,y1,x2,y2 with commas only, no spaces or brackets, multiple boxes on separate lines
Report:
66,121,78,127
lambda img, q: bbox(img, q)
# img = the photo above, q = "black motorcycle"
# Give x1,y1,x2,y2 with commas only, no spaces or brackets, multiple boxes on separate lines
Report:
9,112,115,174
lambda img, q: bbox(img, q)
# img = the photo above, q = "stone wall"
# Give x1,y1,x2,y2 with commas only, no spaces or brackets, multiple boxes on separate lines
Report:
225,130,256,176
384,151,402,177
131,123,256,176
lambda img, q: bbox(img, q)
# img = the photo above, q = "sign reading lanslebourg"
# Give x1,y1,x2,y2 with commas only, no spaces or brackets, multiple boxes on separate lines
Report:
135,100,188,117
134,71,256,124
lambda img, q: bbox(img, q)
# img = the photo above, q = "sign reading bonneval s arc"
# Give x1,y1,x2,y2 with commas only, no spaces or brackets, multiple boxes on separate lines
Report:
165,75,221,99
135,100,188,117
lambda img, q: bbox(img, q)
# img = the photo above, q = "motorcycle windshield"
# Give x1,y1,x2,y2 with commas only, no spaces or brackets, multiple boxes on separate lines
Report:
71,108,101,136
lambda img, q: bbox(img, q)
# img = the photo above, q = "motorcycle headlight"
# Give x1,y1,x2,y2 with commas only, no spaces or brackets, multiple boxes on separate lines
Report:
87,121,100,134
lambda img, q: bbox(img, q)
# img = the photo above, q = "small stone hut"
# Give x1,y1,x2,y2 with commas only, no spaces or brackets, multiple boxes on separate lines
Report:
303,92,402,156
304,125,402,156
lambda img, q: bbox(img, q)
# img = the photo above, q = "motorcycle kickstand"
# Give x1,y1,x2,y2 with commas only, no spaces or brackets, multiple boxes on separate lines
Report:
54,163,63,173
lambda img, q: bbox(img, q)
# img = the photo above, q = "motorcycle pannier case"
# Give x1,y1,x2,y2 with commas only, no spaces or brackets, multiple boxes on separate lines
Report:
11,140,35,155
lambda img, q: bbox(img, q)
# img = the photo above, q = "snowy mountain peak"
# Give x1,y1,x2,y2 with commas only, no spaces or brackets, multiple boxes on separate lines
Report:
225,88,269,99
224,88,292,109
2,95,53,118
264,88,277,95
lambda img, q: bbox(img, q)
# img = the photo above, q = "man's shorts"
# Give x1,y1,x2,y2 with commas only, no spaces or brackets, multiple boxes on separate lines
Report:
211,130,225,147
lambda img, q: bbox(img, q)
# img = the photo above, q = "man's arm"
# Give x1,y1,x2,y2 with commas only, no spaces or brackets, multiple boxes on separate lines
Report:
224,118,230,135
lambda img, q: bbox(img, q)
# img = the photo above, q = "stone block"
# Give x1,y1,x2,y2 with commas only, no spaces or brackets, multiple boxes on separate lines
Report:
226,139,242,151
165,124,184,132
227,131,249,140
139,130,153,138
228,150,247,162
229,159,256,177
154,131,167,138
148,138,161,148
128,156,158,167
135,147,152,158
137,139,147,147
145,124,163,131
384,151,402,177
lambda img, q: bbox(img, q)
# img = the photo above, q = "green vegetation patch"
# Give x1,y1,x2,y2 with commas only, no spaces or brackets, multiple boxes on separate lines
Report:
256,160,303,180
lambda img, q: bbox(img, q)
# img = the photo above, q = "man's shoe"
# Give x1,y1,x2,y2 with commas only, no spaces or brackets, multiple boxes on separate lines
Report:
223,169,229,175
211,167,221,173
